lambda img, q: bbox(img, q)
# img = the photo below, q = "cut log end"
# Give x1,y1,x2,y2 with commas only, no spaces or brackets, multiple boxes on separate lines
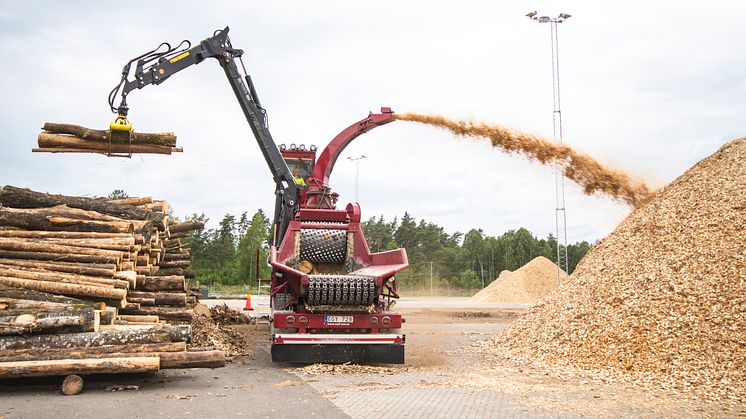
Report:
62,374,84,395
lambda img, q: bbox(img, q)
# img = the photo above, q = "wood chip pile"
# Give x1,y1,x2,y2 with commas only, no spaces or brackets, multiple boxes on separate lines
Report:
484,137,746,404
34,123,182,156
0,185,223,380
470,256,567,304
191,306,253,359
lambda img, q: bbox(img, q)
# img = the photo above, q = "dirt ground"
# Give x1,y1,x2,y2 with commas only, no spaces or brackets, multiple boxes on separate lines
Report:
0,298,740,418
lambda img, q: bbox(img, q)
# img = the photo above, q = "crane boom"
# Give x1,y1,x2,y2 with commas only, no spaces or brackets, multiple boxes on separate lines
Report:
108,26,298,244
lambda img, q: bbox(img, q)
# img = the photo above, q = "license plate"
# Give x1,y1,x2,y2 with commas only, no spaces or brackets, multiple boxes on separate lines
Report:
325,315,353,324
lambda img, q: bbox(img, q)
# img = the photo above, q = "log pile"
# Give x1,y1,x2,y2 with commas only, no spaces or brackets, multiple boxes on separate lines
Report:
0,186,221,380
34,123,183,156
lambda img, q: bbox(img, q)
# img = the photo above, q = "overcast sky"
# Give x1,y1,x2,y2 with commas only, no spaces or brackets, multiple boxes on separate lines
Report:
1,1,744,244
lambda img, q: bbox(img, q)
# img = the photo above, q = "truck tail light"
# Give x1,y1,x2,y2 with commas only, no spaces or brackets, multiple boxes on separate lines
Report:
298,316,309,326
381,316,391,326
285,315,295,325
369,316,379,326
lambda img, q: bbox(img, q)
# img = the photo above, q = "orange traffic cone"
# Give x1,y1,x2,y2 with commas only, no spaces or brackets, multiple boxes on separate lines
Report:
243,291,254,311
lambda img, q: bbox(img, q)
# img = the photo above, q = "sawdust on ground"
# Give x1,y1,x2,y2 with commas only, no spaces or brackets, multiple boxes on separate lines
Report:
292,362,410,376
190,305,262,359
483,137,746,406
470,256,567,304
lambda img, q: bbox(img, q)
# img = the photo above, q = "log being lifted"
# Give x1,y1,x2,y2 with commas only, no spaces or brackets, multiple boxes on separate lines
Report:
0,185,150,220
0,356,160,378
35,134,179,155
0,324,191,350
0,307,98,336
42,123,177,147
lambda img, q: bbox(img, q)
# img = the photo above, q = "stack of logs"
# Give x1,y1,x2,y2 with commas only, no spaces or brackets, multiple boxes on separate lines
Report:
34,122,182,156
0,185,218,380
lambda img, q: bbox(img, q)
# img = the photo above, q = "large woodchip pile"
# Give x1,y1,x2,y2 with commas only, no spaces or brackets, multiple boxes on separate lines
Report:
484,137,746,403
0,185,223,381
470,256,567,304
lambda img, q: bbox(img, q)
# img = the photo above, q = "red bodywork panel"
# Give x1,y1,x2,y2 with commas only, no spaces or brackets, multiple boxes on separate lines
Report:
273,312,403,332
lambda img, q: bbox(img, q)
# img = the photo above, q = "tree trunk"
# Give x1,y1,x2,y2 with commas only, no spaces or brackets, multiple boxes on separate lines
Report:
0,266,130,289
138,276,186,292
108,197,153,206
154,268,184,276
0,349,222,370
62,374,83,395
0,341,186,362
126,297,156,306
21,237,138,252
0,276,127,306
168,220,205,234
0,324,191,350
0,230,134,240
128,291,187,307
117,315,159,323
0,297,90,311
0,285,87,305
0,356,160,378
0,307,97,335
0,207,153,237
42,122,177,147
0,250,119,264
119,306,193,322
162,252,190,261
0,259,116,277
0,185,151,220
0,209,134,234
160,350,225,369
0,237,124,261
157,260,191,269
34,137,178,155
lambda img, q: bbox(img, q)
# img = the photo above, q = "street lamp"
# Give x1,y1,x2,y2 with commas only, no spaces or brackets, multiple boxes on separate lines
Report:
527,11,571,285
346,155,367,202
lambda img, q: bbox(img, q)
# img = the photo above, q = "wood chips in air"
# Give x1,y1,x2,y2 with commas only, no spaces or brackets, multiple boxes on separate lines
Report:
470,256,567,305
484,137,746,404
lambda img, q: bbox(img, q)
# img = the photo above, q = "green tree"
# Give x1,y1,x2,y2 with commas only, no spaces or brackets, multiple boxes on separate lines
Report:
108,189,129,199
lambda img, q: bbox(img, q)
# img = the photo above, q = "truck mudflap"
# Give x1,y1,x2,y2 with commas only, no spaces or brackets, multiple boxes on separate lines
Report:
271,334,405,364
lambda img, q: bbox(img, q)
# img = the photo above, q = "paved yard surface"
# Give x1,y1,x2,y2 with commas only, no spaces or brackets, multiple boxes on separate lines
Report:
0,297,733,418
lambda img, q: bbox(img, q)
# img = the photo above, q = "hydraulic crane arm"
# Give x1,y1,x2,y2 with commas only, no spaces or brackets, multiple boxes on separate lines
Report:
108,27,298,244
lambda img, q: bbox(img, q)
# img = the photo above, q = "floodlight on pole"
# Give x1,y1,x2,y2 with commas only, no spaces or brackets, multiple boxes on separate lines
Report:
347,155,367,202
527,11,571,285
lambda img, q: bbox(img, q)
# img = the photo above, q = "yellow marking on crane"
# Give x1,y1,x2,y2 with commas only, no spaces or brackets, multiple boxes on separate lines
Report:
169,51,190,64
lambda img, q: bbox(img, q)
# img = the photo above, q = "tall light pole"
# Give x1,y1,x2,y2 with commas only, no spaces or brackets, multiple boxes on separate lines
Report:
347,155,367,202
526,11,571,284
